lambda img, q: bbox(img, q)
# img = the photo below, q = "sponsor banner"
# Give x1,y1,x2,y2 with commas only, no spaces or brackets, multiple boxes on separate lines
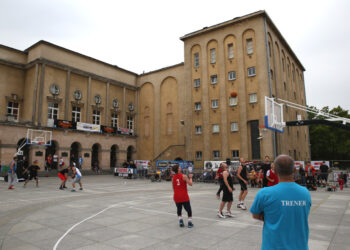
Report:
101,125,117,134
115,168,136,176
294,161,305,170
204,161,240,171
135,160,151,169
76,122,101,133
118,127,133,135
311,161,330,170
55,119,76,129
156,161,193,170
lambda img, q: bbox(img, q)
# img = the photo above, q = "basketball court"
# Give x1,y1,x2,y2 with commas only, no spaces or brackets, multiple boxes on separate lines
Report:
0,176,349,250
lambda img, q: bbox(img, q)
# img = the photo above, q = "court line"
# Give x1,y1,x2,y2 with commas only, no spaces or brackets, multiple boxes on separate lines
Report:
53,204,118,250
310,194,332,214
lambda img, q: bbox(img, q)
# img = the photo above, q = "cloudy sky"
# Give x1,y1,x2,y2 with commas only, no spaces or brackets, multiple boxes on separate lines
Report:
0,0,349,111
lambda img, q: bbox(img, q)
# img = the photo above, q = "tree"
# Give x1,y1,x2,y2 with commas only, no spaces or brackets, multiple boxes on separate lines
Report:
308,106,350,161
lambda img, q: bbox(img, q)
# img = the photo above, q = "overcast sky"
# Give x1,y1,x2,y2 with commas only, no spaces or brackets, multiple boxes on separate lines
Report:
0,0,349,112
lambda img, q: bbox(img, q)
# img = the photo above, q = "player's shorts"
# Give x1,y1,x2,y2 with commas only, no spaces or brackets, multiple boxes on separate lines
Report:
239,179,248,191
320,173,328,181
29,174,38,180
58,173,67,181
222,186,233,202
73,176,81,183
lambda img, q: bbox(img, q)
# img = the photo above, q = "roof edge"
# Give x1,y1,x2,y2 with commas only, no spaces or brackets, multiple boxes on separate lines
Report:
140,62,184,76
0,44,28,55
24,40,139,76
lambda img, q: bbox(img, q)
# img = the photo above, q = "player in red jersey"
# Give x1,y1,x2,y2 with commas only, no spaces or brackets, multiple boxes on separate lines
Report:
266,163,279,187
172,164,194,228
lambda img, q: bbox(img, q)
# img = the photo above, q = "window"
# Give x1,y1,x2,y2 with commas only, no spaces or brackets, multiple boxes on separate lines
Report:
195,126,202,134
195,151,202,161
111,113,119,127
72,106,81,122
249,93,257,103
212,124,220,133
229,97,238,106
127,115,134,130
210,75,218,84
211,99,219,109
210,48,216,63
294,92,297,99
6,102,19,121
228,71,236,80
92,110,100,125
283,82,286,91
246,38,253,54
195,102,201,111
194,53,199,68
48,102,59,120
230,122,239,132
232,150,239,159
268,41,272,57
270,70,274,80
248,67,256,77
194,79,200,88
228,43,234,59
282,58,285,72
213,150,220,160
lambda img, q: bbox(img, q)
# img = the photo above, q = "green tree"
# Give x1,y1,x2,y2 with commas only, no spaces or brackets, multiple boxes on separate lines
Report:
308,106,350,160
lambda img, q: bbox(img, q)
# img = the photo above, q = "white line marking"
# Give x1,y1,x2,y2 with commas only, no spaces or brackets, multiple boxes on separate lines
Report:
53,204,118,250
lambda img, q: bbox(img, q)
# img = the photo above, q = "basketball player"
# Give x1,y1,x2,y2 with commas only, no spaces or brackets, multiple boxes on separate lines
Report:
172,164,194,228
237,158,248,210
58,165,68,190
70,163,83,192
23,160,40,187
217,163,235,218
215,164,224,199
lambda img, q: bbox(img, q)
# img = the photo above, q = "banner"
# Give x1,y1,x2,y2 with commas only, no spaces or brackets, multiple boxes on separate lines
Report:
101,125,117,134
135,160,151,169
55,119,76,129
156,161,193,170
118,127,133,135
311,161,330,170
204,161,240,171
76,122,101,133
294,161,305,170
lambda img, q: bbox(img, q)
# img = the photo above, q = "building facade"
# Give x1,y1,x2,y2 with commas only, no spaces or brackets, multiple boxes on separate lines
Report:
0,11,310,170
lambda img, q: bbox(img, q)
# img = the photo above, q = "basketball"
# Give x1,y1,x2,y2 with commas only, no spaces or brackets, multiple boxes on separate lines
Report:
230,91,237,98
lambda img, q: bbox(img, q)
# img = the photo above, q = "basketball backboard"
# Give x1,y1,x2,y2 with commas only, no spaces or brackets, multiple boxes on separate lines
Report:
265,96,285,133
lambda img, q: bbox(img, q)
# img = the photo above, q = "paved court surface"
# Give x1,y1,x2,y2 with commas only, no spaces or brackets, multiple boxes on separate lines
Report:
0,175,349,250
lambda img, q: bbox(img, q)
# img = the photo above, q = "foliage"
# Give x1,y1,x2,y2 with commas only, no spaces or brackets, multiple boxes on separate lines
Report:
307,105,350,160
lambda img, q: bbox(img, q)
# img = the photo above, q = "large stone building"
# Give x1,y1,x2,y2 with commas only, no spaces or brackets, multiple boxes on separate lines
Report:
0,10,310,170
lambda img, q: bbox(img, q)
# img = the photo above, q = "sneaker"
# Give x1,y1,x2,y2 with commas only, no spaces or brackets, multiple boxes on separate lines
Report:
239,203,247,210
225,211,235,218
71,189,76,192
79,188,83,190
59,186,64,190
188,221,194,228
179,219,184,227
217,212,226,218
237,203,241,208
63,186,67,189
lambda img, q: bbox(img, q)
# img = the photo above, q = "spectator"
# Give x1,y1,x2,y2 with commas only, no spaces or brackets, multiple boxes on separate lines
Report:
8,156,18,190
299,164,306,186
78,155,83,169
319,161,329,186
259,156,271,188
250,155,311,250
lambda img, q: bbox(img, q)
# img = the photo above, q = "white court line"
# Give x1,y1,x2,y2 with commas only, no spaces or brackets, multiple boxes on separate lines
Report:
53,203,118,250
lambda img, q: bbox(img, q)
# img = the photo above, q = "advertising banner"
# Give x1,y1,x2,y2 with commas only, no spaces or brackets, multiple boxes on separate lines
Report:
118,127,133,135
311,161,330,170
115,168,136,177
156,161,193,170
101,125,117,134
135,160,151,169
204,161,240,171
76,122,101,133
55,119,76,129
294,161,305,170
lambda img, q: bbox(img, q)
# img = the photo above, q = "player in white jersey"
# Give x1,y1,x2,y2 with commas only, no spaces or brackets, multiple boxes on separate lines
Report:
70,163,83,192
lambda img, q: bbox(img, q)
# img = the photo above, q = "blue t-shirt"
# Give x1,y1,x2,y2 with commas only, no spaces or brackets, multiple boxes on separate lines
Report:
250,182,311,250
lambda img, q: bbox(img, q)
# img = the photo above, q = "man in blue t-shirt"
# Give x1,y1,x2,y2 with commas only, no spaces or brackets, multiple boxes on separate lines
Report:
250,155,311,250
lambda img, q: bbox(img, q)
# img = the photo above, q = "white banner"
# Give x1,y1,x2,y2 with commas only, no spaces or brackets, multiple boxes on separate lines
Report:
204,161,240,171
294,161,305,170
135,160,151,169
76,122,101,133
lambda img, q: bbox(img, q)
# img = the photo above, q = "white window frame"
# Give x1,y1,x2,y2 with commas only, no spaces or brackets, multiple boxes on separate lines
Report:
228,71,236,80
213,150,220,160
211,99,219,109
92,110,100,125
111,113,119,128
127,115,134,130
6,101,19,121
230,122,239,132
249,93,258,103
210,75,218,84
195,102,201,111
72,106,81,122
229,97,238,106
228,43,234,59
194,79,200,88
212,124,220,133
248,67,256,77
210,48,216,64
194,53,199,68
195,151,202,161
232,150,239,159
195,126,202,135
48,102,59,120
246,38,253,55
